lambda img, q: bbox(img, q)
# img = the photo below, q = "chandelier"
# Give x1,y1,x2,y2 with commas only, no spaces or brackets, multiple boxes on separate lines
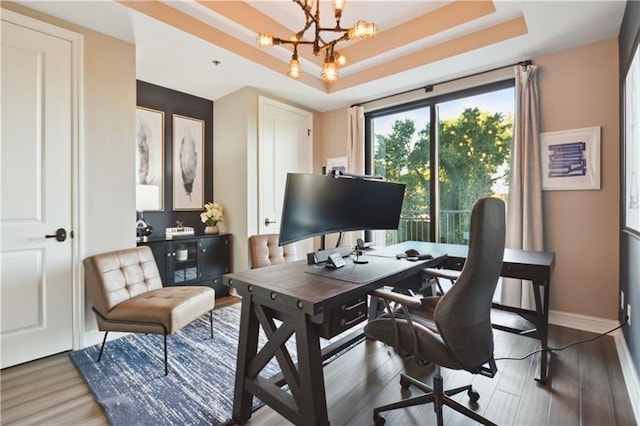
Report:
256,0,378,83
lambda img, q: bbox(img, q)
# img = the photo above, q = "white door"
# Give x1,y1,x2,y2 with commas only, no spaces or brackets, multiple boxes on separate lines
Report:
258,97,313,252
1,16,75,367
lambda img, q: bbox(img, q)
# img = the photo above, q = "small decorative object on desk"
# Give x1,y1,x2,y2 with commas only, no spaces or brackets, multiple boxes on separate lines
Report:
201,202,224,234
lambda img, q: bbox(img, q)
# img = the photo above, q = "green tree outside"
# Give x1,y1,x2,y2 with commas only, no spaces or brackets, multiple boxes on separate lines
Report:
373,107,512,243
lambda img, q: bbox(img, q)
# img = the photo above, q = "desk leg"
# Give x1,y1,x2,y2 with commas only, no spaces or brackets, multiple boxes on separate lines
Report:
295,314,330,426
233,294,260,423
533,281,550,384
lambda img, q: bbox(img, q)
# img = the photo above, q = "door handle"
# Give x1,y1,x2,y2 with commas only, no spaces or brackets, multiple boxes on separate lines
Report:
45,228,67,242
264,218,277,227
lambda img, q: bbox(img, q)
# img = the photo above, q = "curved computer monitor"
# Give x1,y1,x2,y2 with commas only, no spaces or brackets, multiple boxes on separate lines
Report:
278,173,405,246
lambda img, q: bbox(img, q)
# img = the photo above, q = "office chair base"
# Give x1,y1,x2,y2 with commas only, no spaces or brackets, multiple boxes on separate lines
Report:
373,373,494,426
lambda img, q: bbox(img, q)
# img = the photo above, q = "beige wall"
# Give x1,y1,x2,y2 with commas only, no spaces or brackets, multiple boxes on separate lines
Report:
214,87,322,273
3,3,137,343
537,38,620,320
318,38,621,321
320,108,349,170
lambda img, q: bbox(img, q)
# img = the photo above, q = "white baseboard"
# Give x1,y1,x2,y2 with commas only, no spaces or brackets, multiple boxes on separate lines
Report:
549,309,639,423
613,329,640,424
83,330,130,348
549,309,619,334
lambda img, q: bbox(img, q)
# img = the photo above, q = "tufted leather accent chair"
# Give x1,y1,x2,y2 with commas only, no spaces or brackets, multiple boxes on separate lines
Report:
249,234,300,269
83,245,215,375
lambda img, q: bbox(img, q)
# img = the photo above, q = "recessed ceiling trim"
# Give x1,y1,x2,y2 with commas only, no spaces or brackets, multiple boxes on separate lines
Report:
120,1,527,95
195,0,324,68
329,16,529,93
343,0,497,65
119,0,327,91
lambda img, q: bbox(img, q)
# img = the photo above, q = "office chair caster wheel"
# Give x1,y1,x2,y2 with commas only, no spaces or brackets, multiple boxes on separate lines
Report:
373,413,386,425
468,388,480,402
399,375,411,389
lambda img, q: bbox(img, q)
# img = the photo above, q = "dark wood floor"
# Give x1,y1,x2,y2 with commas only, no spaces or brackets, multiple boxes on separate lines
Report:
1,297,636,425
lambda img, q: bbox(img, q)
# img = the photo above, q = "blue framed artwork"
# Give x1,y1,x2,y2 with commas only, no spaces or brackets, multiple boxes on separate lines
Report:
540,126,601,191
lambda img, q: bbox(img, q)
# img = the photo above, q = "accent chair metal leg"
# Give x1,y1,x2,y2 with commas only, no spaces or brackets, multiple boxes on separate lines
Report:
164,333,168,376
209,310,213,338
97,331,109,362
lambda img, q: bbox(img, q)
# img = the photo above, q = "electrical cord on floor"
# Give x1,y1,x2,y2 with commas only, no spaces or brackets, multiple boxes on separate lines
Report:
494,320,627,361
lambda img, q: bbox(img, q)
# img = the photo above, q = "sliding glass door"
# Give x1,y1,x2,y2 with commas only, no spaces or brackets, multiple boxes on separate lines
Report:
366,80,514,245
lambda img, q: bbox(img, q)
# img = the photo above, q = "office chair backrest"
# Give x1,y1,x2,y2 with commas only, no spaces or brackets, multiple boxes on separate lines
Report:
435,197,505,370
249,234,300,269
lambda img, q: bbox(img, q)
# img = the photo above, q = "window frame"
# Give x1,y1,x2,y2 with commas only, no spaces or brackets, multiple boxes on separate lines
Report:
365,78,515,242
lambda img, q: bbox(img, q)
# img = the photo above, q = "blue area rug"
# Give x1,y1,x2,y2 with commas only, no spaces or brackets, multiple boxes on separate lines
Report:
70,301,301,426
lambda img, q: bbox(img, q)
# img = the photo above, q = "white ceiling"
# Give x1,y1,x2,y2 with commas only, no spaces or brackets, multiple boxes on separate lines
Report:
12,1,627,112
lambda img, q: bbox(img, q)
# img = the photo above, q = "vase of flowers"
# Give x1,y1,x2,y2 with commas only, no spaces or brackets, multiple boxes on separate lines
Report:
201,202,224,234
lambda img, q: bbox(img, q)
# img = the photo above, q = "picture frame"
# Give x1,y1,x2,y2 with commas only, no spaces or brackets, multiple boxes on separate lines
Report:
624,43,640,236
135,106,164,211
540,126,601,191
172,114,204,211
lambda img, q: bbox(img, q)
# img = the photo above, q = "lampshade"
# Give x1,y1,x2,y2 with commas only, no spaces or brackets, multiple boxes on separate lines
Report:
136,184,160,211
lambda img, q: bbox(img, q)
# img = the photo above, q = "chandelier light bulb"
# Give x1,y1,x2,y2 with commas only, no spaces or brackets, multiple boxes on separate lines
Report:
348,20,378,40
321,61,339,83
287,57,302,80
256,32,274,48
331,0,346,18
335,51,347,67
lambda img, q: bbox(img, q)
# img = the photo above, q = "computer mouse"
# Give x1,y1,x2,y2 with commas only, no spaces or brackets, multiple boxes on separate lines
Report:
405,248,420,257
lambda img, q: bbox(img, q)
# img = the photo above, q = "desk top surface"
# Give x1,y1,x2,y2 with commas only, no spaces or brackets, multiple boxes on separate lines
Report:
224,253,443,315
223,241,554,315
384,241,555,268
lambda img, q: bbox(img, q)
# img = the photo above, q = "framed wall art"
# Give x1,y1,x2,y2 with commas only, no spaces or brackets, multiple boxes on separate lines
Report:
135,106,164,211
624,43,640,236
173,114,204,211
540,126,601,191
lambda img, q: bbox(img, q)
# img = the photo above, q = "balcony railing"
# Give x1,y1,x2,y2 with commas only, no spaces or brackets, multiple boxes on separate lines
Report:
381,209,472,246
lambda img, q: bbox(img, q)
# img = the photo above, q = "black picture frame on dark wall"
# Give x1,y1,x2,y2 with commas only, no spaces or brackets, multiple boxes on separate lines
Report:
624,43,640,238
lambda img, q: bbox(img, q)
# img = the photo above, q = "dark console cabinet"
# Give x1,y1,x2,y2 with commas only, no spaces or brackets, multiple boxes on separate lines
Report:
137,234,231,297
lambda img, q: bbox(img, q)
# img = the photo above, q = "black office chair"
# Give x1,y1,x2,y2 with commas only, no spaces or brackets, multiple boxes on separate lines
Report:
365,197,505,426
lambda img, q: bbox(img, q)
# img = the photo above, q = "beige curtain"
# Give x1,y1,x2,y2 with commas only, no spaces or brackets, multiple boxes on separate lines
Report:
347,106,365,174
341,106,365,247
501,64,544,310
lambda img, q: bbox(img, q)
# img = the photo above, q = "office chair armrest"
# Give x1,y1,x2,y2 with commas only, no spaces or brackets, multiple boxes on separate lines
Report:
370,289,421,308
370,289,423,356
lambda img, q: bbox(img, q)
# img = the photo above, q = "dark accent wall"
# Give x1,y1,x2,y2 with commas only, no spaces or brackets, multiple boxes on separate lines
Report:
619,0,640,378
136,80,214,234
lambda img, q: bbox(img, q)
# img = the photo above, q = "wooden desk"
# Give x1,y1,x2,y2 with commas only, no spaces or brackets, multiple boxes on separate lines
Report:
385,241,556,384
224,254,444,426
224,242,554,425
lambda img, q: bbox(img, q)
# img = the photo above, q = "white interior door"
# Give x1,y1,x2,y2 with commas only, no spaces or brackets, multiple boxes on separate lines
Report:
258,97,313,253
1,17,75,368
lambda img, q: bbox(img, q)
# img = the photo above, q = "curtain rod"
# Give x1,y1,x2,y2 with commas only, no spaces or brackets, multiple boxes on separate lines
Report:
351,59,532,108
